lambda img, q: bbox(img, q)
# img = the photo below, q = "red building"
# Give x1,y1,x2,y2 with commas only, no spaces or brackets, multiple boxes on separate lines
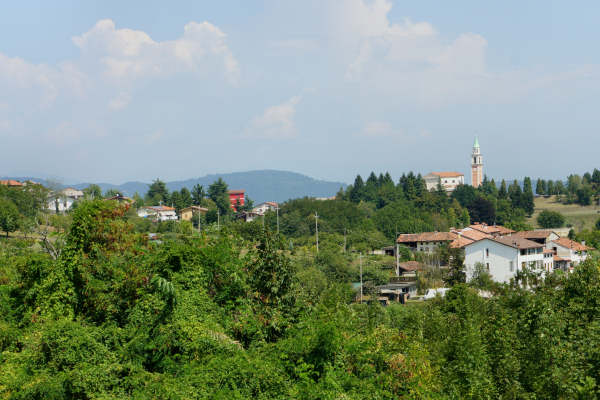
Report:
228,190,245,210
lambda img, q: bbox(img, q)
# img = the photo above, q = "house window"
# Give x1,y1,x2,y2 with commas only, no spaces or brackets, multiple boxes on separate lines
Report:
486,263,490,271
509,261,514,272
522,262,526,269
486,248,489,258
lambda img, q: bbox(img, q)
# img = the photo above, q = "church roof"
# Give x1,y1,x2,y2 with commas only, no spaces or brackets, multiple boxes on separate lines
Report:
473,136,480,148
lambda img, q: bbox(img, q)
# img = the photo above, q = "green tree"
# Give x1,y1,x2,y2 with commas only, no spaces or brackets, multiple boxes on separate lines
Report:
147,178,169,204
522,177,535,216
576,184,593,206
132,192,144,208
170,190,183,210
592,168,600,185
508,180,522,209
349,175,365,203
498,179,508,199
179,187,193,208
547,180,555,195
555,180,566,196
537,210,566,228
535,178,545,195
191,184,205,205
208,178,230,215
83,184,102,199
103,188,122,198
444,247,466,286
0,197,20,237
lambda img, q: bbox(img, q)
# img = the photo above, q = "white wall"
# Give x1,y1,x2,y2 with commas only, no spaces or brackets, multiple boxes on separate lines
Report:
440,176,464,191
464,239,519,283
47,197,75,213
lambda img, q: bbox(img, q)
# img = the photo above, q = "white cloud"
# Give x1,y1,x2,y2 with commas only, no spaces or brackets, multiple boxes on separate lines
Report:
72,19,240,85
108,91,132,110
244,95,302,139
361,121,401,137
327,0,493,105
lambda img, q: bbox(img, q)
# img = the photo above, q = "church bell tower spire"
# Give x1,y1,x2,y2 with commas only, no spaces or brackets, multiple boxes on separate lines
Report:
471,137,483,188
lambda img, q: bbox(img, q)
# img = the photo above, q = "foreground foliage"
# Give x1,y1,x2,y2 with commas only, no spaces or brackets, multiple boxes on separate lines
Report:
1,200,600,398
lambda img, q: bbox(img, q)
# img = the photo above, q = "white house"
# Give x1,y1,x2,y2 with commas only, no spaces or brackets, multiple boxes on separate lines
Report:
464,236,545,283
47,188,84,213
137,206,178,222
423,172,464,193
548,238,592,270
251,201,278,215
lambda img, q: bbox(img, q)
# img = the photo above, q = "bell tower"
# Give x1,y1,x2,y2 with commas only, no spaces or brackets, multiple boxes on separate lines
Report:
471,137,483,188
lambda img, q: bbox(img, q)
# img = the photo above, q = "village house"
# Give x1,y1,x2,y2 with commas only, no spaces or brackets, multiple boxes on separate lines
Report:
47,187,84,213
549,237,593,271
467,223,515,237
464,236,545,283
543,249,555,272
252,201,278,215
0,179,24,187
423,172,464,193
137,205,177,222
239,211,261,222
179,206,208,222
397,232,458,253
228,190,245,210
397,261,423,276
513,230,560,246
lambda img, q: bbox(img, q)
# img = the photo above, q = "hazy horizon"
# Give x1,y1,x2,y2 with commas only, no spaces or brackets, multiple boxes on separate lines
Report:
2,1,599,183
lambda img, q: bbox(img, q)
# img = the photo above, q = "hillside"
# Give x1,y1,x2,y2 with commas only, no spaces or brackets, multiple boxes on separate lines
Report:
2,170,346,203
529,195,600,231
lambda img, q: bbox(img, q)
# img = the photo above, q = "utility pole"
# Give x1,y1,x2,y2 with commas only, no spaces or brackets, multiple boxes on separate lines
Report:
197,211,202,235
359,253,363,303
315,212,319,253
217,209,220,230
276,207,279,234
395,228,400,277
262,213,265,229
343,228,347,253
395,241,400,277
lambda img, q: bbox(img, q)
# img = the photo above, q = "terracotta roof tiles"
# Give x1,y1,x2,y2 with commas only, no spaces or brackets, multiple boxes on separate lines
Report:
397,232,458,243
552,238,593,251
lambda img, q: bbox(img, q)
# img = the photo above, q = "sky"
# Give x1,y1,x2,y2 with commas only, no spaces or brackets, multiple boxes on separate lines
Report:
1,0,599,184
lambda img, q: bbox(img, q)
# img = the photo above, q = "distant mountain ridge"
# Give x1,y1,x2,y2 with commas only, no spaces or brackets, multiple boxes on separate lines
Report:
2,170,347,203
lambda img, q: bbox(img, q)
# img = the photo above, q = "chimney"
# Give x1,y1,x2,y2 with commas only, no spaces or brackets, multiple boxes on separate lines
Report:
582,241,586,246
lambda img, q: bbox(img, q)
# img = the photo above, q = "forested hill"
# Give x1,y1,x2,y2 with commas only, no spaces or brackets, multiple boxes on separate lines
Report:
2,170,347,203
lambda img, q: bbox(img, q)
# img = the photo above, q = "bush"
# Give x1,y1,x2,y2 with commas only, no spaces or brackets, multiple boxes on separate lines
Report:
537,210,565,228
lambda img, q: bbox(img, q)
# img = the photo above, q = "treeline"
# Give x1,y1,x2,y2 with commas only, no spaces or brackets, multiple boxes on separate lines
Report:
534,168,600,205
450,176,535,229
86,177,253,216
268,172,470,244
0,183,49,237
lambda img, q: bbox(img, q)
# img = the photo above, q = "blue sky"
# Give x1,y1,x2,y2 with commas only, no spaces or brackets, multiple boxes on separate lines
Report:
1,0,599,184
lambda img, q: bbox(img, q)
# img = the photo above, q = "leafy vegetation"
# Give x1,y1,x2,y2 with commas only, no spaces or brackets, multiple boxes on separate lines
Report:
2,199,600,398
537,209,566,228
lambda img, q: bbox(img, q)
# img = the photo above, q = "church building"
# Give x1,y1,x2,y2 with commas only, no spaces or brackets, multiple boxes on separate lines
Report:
471,137,483,188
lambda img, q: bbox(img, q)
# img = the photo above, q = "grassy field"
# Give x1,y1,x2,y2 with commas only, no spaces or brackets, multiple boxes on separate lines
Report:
528,196,600,231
